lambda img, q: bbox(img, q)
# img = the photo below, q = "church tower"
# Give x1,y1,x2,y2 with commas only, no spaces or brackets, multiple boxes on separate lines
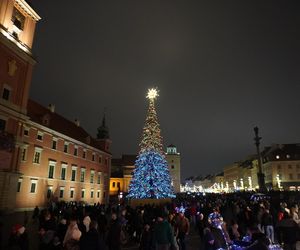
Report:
165,144,181,193
0,0,40,211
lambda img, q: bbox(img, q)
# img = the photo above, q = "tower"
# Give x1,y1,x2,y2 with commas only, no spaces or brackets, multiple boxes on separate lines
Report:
165,144,181,193
0,0,40,211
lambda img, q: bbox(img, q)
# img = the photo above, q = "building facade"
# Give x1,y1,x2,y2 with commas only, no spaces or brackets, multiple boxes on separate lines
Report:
165,144,181,193
16,100,111,210
0,0,40,211
0,0,111,211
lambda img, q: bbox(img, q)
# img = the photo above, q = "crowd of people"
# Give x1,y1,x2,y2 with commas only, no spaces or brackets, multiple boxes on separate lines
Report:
5,191,300,250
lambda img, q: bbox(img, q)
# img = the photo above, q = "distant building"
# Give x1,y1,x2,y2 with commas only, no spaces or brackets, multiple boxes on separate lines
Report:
165,144,181,193
262,144,300,190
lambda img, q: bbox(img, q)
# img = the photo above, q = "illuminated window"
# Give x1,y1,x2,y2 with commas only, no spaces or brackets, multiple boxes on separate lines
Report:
91,189,94,198
90,170,95,183
97,190,100,198
21,147,27,161
0,119,6,131
33,147,42,164
64,142,68,153
11,8,25,35
48,161,56,179
97,172,101,184
70,188,74,198
61,164,67,180
71,166,77,181
80,168,85,182
52,139,57,150
59,187,64,198
23,127,29,136
30,179,37,193
37,131,43,141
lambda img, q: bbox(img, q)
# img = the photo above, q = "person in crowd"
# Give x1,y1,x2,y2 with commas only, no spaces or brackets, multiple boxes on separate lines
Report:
176,211,190,250
153,211,174,250
277,212,298,250
228,220,240,241
8,224,29,250
64,227,81,250
80,220,103,250
246,225,269,250
139,223,153,250
106,212,122,250
261,208,274,243
63,217,79,247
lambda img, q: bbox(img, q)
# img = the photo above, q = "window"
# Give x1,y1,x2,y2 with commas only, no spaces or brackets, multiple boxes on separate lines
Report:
48,162,55,179
97,172,101,184
103,192,106,199
12,8,25,31
289,174,293,180
80,168,85,182
59,187,64,198
64,142,68,153
23,127,29,136
61,164,67,180
70,188,74,198
74,146,78,156
33,147,42,164
277,165,281,170
97,190,100,198
81,189,85,198
171,165,175,169
298,174,300,179
30,179,37,193
117,182,120,189
47,186,52,198
91,189,94,198
37,131,43,141
92,153,95,161
90,170,95,183
52,139,57,150
83,150,86,159
21,147,27,161
99,155,102,164
2,88,10,100
0,119,6,131
288,165,293,169
17,178,22,192
112,182,115,188
71,166,77,181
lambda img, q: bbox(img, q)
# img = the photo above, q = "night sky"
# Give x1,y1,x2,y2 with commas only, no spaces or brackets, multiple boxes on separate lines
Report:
30,1,300,179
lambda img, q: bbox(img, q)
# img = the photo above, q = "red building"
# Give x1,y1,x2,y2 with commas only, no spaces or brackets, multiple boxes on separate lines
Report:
0,0,111,212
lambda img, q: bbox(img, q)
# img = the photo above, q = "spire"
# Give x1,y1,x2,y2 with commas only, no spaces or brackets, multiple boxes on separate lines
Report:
97,112,110,140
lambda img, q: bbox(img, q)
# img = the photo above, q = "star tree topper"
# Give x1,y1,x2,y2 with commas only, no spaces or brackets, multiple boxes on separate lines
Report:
146,88,159,100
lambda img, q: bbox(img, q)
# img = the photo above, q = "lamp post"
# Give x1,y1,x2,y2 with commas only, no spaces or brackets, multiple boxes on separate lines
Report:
254,126,267,193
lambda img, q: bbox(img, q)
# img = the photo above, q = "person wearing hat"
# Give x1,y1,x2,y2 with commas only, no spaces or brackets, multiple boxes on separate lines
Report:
8,224,29,250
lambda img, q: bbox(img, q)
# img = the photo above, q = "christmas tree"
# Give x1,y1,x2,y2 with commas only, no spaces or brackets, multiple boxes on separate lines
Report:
127,89,175,199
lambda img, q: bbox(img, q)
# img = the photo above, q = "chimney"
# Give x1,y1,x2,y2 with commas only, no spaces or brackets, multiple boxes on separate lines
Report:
48,104,55,113
74,119,80,127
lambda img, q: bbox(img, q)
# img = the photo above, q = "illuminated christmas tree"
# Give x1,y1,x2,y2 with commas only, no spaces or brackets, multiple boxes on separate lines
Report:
128,89,175,199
